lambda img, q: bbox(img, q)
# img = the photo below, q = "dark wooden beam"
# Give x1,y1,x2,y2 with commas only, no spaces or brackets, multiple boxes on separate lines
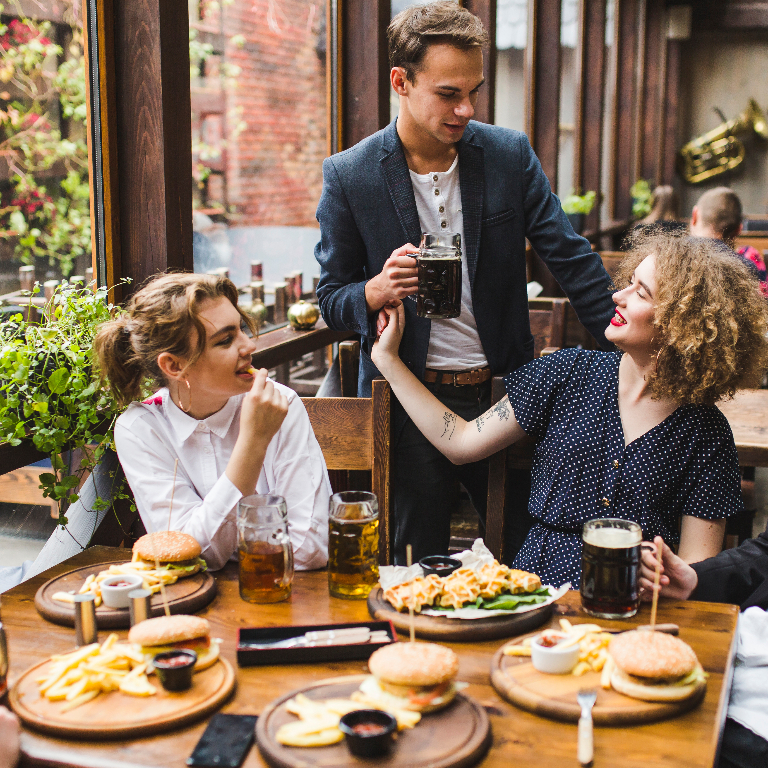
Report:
251,320,354,371
463,0,496,125
639,0,665,184
341,0,389,149
113,0,194,291
612,0,639,222
526,0,561,189
692,2,768,29
661,39,682,185
574,0,607,235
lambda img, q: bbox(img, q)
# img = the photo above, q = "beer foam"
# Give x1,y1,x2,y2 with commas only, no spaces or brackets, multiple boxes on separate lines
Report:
583,526,641,548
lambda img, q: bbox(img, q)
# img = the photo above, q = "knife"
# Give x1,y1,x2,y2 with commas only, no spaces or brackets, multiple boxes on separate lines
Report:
240,627,389,650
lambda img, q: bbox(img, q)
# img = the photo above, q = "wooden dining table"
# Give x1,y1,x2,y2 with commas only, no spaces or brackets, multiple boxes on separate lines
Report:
2,546,739,768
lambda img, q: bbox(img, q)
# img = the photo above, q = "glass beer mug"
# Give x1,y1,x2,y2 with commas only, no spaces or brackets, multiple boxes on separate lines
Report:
237,494,294,603
416,232,462,319
328,491,379,599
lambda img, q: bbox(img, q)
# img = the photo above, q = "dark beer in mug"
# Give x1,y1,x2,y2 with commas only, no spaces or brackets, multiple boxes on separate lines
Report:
416,251,462,319
580,519,642,619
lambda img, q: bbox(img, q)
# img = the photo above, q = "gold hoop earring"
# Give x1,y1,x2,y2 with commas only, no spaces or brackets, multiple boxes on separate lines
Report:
178,378,192,413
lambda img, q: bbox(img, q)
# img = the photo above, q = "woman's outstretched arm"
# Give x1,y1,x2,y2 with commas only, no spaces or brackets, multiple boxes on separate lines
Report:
371,304,526,464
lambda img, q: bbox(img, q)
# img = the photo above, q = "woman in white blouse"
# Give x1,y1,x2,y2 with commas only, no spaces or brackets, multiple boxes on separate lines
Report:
95,273,330,570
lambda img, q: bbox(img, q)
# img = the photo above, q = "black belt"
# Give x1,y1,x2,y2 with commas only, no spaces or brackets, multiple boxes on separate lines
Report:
536,520,582,536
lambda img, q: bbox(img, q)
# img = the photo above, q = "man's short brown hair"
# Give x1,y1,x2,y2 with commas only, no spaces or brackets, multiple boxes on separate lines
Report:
695,186,743,242
388,2,488,82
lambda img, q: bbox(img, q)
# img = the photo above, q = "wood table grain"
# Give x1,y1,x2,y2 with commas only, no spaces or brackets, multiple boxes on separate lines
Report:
2,546,739,768
719,389,768,467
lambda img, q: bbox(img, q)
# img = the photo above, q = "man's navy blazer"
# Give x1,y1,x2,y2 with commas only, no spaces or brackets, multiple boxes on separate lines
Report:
315,119,616,403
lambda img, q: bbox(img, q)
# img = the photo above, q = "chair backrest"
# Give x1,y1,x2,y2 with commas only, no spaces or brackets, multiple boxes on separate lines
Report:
599,251,625,284
735,235,768,253
302,377,392,564
527,297,567,357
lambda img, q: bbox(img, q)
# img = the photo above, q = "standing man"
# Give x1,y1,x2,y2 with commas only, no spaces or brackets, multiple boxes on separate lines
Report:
314,2,615,564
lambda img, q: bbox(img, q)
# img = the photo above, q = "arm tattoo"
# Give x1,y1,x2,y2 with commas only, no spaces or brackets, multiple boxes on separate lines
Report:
441,412,457,439
476,414,485,432
492,399,511,422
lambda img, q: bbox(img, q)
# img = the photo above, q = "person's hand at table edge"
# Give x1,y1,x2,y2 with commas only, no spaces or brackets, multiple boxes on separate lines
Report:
639,535,699,601
0,708,20,768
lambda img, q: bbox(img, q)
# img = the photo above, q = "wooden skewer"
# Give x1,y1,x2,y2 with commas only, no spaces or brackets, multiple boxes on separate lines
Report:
649,541,662,630
406,544,415,643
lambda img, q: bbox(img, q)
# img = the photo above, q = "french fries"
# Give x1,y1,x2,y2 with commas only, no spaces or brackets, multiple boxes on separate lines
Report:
503,619,613,676
52,562,181,607
36,633,156,711
276,692,421,747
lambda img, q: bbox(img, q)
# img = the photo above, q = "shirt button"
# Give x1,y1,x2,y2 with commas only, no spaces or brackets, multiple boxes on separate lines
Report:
439,205,445,213
613,460,619,469
440,221,447,228
432,174,438,182
601,497,611,507
434,188,440,196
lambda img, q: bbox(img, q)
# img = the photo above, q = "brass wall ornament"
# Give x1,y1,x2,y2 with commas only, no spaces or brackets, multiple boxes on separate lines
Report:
678,99,768,184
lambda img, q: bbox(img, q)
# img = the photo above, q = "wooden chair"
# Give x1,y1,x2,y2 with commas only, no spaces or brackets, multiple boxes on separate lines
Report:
302,377,392,564
527,297,567,357
599,251,626,284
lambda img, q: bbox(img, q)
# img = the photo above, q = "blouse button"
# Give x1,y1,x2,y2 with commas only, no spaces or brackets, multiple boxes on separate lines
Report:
433,174,438,182
434,188,440,196
441,220,447,228
612,460,619,469
601,497,611,507
439,205,445,213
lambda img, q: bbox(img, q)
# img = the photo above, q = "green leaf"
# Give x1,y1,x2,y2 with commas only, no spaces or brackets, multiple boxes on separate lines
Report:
48,367,70,394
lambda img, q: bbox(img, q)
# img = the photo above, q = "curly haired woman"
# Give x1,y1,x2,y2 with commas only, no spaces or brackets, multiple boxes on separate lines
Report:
372,232,768,586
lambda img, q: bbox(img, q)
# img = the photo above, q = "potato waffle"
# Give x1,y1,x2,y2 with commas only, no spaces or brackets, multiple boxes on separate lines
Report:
383,574,443,613
438,568,481,610
508,569,542,594
476,561,511,598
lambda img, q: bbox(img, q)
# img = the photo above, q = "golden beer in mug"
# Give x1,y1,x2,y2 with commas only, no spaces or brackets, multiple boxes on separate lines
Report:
328,491,379,599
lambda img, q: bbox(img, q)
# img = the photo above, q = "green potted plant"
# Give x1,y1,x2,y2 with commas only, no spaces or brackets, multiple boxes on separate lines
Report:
0,280,132,540
630,179,653,219
561,190,596,235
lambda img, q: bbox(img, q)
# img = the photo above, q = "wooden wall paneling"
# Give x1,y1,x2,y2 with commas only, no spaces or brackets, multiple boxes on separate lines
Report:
526,0,561,188
326,0,342,156
639,0,665,184
661,39,681,185
463,0,496,125
83,0,122,300
574,0,607,235
692,2,768,30
612,0,640,222
341,0,389,149
112,0,193,292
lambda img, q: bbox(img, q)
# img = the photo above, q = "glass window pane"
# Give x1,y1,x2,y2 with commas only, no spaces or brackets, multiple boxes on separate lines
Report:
0,1,92,297
557,0,578,199
190,0,328,327
494,0,527,132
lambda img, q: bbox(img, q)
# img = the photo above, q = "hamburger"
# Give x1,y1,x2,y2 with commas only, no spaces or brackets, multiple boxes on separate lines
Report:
359,642,460,713
607,630,707,702
132,531,206,577
128,615,220,671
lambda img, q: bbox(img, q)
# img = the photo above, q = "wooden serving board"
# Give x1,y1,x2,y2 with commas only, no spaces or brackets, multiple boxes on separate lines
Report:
256,675,491,768
10,657,236,739
367,586,553,641
35,561,217,628
490,635,706,725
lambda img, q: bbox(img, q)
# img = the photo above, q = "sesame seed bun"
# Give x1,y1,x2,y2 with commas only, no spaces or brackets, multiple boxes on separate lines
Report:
368,642,459,688
608,630,698,680
133,531,202,565
128,614,209,647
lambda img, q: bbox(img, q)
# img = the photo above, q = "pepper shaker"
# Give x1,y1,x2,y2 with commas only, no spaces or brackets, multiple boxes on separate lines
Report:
73,594,98,646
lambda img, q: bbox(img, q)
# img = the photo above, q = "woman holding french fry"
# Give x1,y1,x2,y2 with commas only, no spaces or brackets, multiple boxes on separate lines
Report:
95,273,330,571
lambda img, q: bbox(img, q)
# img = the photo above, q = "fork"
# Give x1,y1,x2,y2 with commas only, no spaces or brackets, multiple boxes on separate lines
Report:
577,687,597,766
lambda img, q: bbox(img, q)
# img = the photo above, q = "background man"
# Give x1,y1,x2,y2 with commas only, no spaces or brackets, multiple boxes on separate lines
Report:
314,2,615,564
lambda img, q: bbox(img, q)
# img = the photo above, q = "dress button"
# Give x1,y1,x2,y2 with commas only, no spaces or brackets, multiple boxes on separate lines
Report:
601,497,610,507
434,188,440,196
613,460,619,469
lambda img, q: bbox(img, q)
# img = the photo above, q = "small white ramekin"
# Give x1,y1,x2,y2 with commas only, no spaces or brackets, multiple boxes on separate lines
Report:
530,633,580,674
100,574,144,609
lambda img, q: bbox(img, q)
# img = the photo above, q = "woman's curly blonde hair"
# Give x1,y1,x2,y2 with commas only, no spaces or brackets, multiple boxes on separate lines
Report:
615,231,768,406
